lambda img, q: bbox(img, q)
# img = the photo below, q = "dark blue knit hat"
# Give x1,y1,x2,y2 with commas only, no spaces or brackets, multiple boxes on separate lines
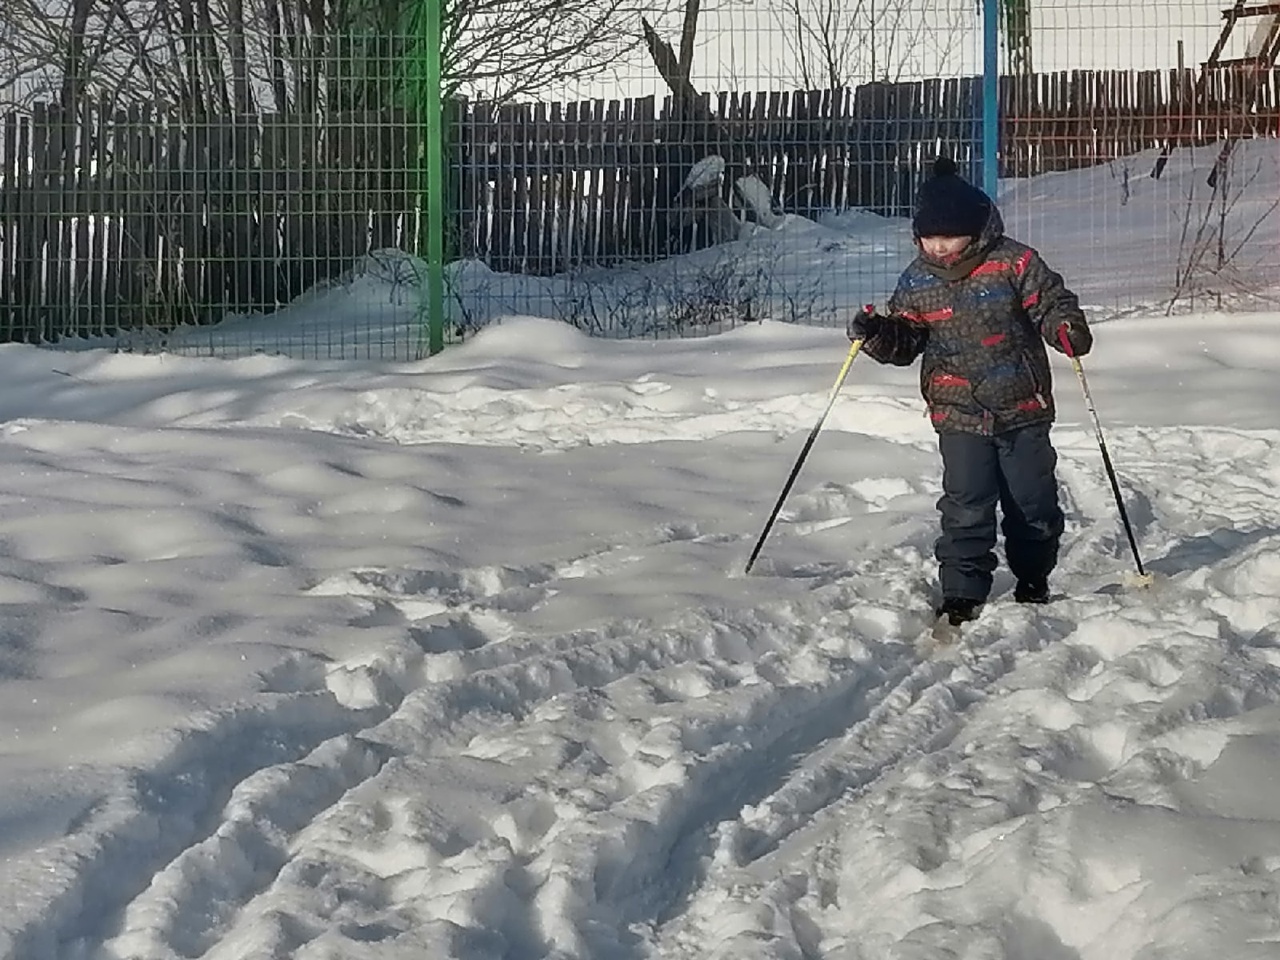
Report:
912,158,992,238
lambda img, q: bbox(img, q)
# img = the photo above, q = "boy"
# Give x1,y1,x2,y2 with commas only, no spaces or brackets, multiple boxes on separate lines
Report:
848,157,1092,626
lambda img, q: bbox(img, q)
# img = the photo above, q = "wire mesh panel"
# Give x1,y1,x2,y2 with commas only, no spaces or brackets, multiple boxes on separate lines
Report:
998,0,1280,316
0,23,434,359
447,0,1280,338
0,0,1276,357
448,0,985,339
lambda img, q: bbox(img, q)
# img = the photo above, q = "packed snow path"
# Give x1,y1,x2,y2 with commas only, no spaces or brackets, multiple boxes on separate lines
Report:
6,408,1280,959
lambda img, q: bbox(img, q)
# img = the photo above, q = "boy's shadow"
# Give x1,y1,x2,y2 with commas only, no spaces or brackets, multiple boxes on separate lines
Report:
1087,525,1279,596
1147,525,1278,578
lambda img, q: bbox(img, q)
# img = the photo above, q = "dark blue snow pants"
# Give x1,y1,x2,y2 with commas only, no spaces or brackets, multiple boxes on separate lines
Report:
936,423,1065,601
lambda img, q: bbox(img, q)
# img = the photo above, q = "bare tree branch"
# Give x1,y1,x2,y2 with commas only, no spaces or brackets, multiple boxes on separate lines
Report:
769,0,970,89
224,0,252,112
0,0,675,115
641,15,700,110
678,0,699,78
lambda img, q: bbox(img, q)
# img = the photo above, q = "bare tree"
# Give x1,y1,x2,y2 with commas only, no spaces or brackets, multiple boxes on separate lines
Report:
434,0,659,101
0,0,674,115
1001,0,1033,76
1169,149,1280,312
677,0,699,79
769,0,971,90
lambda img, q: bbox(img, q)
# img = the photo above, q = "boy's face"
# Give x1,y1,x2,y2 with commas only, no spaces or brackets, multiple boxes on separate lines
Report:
919,235,972,262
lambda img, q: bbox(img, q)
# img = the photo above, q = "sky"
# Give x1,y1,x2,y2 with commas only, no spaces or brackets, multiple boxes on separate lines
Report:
1,138,1279,959
566,0,1254,101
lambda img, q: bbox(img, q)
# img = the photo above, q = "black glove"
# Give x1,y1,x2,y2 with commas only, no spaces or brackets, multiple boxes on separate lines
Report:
1052,317,1092,357
847,304,884,343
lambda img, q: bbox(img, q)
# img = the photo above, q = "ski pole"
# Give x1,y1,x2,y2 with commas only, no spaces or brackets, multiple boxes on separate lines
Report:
744,337,863,575
1058,327,1152,586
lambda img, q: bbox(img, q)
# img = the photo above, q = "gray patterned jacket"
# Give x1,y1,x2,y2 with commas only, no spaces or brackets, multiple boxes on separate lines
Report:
861,207,1091,436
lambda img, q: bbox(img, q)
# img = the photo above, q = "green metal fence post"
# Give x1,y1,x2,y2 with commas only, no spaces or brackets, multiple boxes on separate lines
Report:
418,0,446,357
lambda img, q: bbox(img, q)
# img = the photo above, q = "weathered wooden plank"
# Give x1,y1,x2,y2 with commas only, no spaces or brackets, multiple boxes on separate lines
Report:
102,111,125,334
600,99,622,262
582,99,605,263
201,112,232,316
628,96,654,259
0,112,19,339
24,103,52,341
525,101,549,273
48,104,77,339
511,102,532,272
75,119,95,330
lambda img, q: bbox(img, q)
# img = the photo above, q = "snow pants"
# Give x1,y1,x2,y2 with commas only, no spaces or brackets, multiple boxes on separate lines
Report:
935,422,1065,601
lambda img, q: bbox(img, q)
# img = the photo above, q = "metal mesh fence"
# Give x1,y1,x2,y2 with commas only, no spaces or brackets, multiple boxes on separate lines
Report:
0,0,1276,358
998,0,1280,317
447,0,984,339
0,103,429,358
0,15,439,360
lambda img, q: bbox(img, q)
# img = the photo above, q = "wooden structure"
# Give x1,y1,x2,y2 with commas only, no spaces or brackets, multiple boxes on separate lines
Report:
1151,0,1280,179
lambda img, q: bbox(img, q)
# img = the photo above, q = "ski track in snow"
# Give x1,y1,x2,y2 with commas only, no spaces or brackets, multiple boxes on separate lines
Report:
14,424,1280,960
657,427,1280,959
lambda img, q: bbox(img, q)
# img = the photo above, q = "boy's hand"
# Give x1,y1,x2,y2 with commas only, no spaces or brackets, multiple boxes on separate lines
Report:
1053,318,1092,357
847,304,882,342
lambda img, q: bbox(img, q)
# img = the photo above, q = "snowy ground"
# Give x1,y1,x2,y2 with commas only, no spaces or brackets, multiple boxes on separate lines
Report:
5,310,1280,959
3,146,1280,959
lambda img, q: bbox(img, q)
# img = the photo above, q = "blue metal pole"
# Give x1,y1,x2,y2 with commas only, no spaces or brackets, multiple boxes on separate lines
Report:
981,0,999,199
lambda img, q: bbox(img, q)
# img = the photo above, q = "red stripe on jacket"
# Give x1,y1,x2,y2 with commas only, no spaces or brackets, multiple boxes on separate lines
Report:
900,307,955,323
968,260,1007,278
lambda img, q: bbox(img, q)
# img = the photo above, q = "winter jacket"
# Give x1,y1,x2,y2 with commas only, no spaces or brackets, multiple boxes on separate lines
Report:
862,206,1090,436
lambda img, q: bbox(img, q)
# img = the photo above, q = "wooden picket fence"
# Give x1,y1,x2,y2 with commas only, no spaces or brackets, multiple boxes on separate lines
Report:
461,67,1280,275
1001,67,1279,175
452,81,981,276
0,66,1277,341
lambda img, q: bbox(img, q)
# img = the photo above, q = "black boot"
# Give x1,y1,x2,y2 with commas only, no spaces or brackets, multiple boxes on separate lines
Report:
937,596,983,626
1014,580,1050,604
